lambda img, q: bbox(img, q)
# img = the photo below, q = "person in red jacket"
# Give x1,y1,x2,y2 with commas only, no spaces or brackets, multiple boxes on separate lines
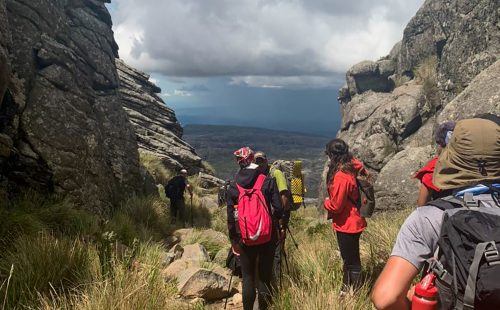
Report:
414,121,455,206
324,138,368,295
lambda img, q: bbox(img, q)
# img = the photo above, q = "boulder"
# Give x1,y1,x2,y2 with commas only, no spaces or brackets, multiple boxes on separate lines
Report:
198,172,224,189
231,293,243,306
375,146,434,210
163,259,199,280
181,243,211,263
339,82,425,171
213,246,230,266
437,60,500,122
177,267,230,301
346,60,395,96
162,244,184,267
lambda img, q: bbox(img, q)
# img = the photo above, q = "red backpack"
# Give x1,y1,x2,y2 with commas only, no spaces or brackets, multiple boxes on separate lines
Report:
236,174,272,246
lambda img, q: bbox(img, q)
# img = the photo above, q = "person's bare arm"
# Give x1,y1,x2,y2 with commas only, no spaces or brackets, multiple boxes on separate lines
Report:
416,185,432,207
371,256,419,310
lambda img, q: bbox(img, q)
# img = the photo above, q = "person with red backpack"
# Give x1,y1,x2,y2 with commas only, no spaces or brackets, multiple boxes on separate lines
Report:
226,147,284,310
371,116,500,310
323,138,369,296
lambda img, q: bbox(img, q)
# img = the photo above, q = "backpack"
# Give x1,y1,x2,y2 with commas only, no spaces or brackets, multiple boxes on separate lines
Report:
270,160,306,210
426,192,500,309
165,181,175,199
351,174,375,218
236,174,272,246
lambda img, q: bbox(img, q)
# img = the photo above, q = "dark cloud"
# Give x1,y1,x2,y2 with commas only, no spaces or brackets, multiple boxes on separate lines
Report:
111,0,424,88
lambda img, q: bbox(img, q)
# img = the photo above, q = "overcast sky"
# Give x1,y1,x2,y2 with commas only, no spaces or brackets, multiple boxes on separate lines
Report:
108,0,424,136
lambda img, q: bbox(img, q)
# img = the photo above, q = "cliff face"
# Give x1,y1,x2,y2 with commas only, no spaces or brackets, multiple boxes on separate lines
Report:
0,0,207,210
0,0,143,211
330,0,499,211
116,59,204,174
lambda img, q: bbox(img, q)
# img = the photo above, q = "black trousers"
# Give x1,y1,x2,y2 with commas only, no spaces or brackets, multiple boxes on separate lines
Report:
239,240,275,310
169,198,185,222
336,231,362,289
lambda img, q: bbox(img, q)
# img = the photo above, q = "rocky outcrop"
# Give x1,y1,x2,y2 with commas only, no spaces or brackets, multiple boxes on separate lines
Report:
331,0,499,211
399,0,499,96
0,0,145,211
437,60,500,122
116,59,204,174
375,146,433,209
339,82,424,171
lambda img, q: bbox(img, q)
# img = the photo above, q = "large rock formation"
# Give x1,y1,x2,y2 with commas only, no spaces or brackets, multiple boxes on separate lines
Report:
0,0,145,211
327,0,499,211
116,59,204,173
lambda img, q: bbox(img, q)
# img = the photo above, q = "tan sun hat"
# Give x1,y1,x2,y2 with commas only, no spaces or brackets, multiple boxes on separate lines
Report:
433,118,500,190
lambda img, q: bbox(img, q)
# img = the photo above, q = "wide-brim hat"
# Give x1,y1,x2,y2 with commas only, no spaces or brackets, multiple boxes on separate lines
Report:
433,118,500,190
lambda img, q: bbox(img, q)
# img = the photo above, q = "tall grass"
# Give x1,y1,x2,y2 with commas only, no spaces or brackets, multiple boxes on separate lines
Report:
139,151,174,186
414,56,440,115
272,206,412,310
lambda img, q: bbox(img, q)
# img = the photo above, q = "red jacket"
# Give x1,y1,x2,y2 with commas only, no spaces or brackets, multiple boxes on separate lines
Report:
414,157,441,192
324,159,367,233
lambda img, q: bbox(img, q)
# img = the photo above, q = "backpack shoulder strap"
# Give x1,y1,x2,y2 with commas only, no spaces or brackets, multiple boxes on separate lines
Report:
427,195,464,211
253,174,266,190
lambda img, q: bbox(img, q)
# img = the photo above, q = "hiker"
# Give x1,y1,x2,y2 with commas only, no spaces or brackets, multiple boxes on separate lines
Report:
165,168,193,225
414,121,455,206
254,151,290,284
227,147,284,310
323,138,368,296
371,116,500,310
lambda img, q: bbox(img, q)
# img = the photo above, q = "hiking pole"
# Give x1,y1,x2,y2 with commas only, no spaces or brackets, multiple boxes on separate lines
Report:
286,227,299,249
281,245,290,274
190,195,194,228
224,273,233,310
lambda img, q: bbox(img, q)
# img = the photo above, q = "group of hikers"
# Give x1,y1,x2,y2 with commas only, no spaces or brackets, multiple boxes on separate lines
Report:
166,113,499,310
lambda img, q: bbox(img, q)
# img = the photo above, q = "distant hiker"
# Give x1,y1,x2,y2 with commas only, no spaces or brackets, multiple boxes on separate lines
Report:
414,121,455,206
254,151,290,284
227,147,284,310
371,116,500,310
323,138,368,296
218,180,231,207
165,168,193,225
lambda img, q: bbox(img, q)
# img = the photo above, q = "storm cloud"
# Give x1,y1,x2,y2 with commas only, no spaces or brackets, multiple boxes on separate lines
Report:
112,0,424,88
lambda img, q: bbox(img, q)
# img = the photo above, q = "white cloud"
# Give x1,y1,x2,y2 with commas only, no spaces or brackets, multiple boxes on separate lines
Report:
111,0,424,88
173,90,193,97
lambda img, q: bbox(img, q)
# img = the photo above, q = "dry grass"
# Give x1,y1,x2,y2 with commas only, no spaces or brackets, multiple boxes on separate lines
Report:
272,206,412,310
414,56,440,115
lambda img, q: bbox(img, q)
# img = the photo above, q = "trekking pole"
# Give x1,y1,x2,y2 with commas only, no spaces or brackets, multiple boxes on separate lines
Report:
281,245,290,274
286,227,299,249
190,195,194,228
224,274,233,309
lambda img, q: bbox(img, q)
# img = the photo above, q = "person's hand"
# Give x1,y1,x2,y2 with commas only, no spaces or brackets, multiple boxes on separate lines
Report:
279,228,286,241
232,244,241,256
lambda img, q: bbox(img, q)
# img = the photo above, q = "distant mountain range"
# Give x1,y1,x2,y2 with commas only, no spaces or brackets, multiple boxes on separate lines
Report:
183,124,331,198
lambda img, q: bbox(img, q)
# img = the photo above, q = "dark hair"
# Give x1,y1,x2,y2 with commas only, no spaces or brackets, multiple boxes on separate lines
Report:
435,121,455,147
325,138,355,185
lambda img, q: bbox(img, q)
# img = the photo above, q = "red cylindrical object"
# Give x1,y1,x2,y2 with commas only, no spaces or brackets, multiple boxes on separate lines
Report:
412,273,439,310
